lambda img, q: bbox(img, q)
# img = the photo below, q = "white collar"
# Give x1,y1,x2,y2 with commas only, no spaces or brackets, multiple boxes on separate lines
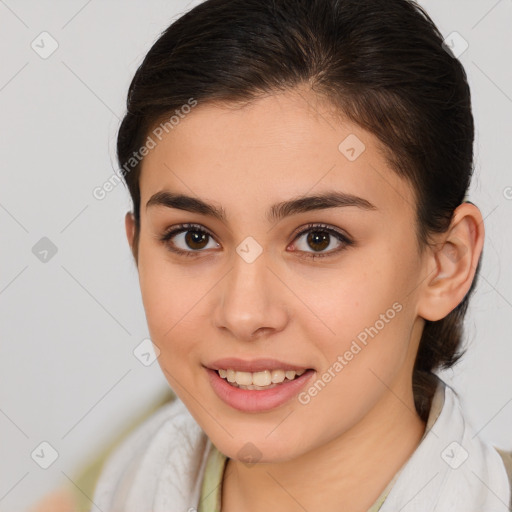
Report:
379,377,510,512
92,377,511,511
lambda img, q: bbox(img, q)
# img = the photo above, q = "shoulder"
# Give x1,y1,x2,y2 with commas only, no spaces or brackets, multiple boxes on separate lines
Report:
91,397,208,510
496,447,512,488
102,396,192,471
495,447,512,511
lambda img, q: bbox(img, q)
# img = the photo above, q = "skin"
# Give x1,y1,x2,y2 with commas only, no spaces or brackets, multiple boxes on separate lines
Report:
124,87,485,512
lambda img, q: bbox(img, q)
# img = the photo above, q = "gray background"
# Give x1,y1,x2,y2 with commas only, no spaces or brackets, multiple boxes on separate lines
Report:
1,0,511,510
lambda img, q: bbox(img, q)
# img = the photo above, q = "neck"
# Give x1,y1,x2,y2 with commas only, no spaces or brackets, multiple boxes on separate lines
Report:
221,380,426,512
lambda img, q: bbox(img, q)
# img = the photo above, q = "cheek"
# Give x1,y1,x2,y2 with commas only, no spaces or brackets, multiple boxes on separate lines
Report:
299,242,418,383
294,294,413,444
137,254,211,397
295,252,405,345
137,244,207,349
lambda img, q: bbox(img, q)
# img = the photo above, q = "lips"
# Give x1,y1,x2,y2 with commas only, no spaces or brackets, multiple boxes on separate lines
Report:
206,357,311,373
205,358,316,413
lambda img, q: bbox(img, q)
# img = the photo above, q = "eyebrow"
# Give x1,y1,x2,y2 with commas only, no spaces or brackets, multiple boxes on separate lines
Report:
146,190,377,223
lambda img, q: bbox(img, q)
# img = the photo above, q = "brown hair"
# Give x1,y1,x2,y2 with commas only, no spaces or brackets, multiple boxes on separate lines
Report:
116,0,481,420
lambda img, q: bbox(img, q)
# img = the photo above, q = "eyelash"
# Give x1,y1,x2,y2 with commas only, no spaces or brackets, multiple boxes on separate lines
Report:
158,222,354,260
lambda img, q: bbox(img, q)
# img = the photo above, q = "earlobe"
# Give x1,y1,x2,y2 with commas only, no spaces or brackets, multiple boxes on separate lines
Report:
417,203,484,321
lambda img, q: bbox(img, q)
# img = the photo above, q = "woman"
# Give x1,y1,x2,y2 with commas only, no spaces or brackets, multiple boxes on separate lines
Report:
37,0,512,510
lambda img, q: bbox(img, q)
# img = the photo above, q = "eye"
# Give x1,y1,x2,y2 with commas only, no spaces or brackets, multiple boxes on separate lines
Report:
289,223,354,259
159,222,353,260
159,223,220,257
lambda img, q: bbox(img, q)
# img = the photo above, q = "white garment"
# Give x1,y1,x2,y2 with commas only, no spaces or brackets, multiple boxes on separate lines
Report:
91,378,511,512
379,381,511,512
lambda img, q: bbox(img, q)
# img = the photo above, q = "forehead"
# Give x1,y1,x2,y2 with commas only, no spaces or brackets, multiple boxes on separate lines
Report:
139,88,415,222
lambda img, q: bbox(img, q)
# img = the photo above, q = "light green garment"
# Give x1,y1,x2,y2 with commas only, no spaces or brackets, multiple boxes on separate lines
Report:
197,444,394,511
197,392,445,512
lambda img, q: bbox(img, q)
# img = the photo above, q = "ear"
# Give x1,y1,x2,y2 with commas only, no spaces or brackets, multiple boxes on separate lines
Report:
124,211,138,264
417,202,485,321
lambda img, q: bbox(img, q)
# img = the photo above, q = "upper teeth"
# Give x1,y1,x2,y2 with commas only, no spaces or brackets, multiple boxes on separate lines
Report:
218,369,306,386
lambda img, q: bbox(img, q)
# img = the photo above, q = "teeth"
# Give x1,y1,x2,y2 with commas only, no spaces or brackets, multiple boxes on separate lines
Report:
253,370,272,386
271,369,286,383
235,371,253,386
217,368,307,387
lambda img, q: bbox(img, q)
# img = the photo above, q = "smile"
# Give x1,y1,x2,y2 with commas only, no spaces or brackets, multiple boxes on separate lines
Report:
217,368,306,389
205,360,315,412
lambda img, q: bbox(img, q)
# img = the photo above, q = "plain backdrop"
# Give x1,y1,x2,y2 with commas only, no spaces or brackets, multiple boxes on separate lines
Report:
1,0,511,510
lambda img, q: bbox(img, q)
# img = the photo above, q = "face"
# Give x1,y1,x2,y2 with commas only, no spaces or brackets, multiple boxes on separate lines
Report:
130,88,429,463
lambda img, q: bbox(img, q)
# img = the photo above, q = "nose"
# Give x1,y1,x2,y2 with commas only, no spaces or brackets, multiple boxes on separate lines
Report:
213,249,289,342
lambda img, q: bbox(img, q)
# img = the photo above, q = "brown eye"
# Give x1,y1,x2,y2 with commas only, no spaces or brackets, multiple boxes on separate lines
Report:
160,223,220,256
305,231,330,252
291,223,354,259
183,230,210,250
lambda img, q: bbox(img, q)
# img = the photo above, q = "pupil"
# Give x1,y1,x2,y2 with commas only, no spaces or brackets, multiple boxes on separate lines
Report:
307,231,329,251
185,231,208,249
